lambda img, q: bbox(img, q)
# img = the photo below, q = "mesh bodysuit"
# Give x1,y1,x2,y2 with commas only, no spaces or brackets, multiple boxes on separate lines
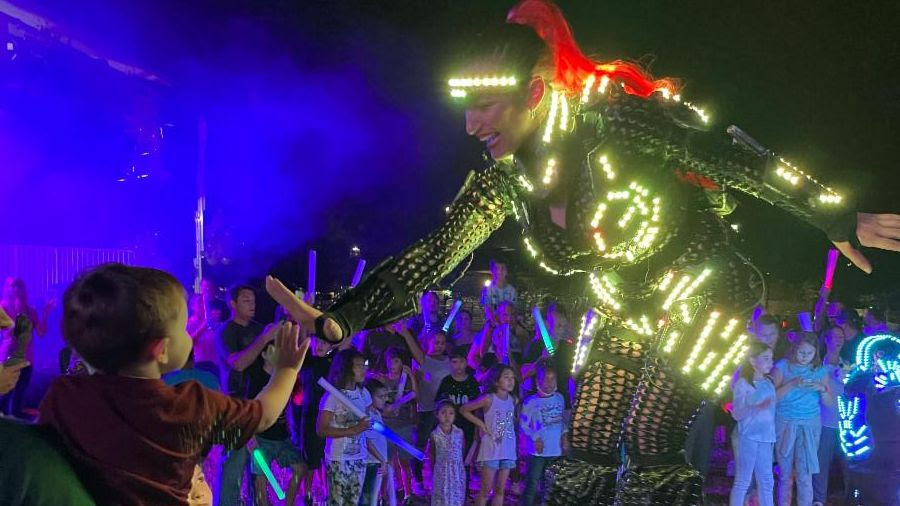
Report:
322,83,854,504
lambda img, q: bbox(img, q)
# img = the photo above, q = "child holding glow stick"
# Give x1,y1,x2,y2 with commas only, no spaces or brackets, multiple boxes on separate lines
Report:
317,349,372,506
371,346,417,501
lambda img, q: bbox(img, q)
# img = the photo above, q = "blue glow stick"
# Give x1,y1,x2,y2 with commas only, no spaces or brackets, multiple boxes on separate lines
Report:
350,259,366,288
533,307,555,355
442,299,463,332
317,377,424,461
251,447,286,500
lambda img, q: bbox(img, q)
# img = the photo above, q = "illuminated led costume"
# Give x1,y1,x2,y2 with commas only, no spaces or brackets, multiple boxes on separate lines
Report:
321,1,856,503
836,334,900,505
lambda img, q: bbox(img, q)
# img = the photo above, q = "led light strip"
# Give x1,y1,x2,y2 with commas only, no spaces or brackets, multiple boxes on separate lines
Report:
703,333,748,391
581,74,596,103
683,311,720,373
542,90,560,143
573,309,600,373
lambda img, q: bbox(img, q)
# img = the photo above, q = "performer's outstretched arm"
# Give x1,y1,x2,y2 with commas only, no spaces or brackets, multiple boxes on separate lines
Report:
269,164,518,342
604,91,900,271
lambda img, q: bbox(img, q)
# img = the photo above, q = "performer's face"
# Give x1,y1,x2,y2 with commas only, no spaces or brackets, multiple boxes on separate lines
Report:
465,91,536,159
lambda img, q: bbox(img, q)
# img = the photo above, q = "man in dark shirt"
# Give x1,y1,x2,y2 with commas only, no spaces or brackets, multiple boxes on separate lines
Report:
217,284,277,506
435,349,481,454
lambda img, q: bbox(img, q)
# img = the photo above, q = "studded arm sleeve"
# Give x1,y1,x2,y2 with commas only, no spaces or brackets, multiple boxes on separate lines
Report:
322,165,517,338
604,93,857,243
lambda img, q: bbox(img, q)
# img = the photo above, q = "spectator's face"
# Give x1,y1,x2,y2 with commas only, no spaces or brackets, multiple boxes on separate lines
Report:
232,290,255,320
450,356,467,374
429,333,447,356
456,311,472,331
388,356,403,375
825,327,845,354
188,465,212,506
497,368,516,392
491,263,508,284
754,323,779,347
421,292,439,320
162,297,193,373
795,342,816,366
371,388,388,411
539,369,558,394
353,357,368,383
750,348,774,375
437,403,456,426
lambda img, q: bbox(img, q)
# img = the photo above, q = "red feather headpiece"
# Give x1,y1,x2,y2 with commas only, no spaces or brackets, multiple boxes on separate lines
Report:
507,0,678,98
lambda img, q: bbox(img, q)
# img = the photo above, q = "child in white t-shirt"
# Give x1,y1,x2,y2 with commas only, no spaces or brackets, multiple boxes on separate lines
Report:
360,378,389,506
317,350,372,505
519,361,568,506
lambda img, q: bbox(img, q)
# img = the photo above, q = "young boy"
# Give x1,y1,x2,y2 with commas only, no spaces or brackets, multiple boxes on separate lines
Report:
435,348,481,454
519,361,569,506
38,264,309,505
360,378,389,506
253,344,307,506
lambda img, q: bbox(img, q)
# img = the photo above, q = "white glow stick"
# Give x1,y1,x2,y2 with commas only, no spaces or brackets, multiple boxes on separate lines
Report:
397,370,408,397
317,377,424,460
442,299,463,332
308,250,317,305
351,259,366,288
395,391,416,406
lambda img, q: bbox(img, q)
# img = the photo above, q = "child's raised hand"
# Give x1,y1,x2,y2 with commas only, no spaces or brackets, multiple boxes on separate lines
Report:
274,322,310,371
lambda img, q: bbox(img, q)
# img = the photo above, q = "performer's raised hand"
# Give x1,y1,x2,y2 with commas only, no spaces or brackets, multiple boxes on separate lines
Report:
265,275,344,343
833,212,900,274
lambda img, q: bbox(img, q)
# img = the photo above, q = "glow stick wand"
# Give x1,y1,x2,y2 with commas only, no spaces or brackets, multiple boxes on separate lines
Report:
317,377,424,460
442,299,463,333
350,259,367,288
307,250,317,305
533,307,556,356
248,441,286,500
824,248,840,290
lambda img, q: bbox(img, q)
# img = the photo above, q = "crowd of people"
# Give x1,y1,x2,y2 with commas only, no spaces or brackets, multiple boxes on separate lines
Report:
0,260,896,506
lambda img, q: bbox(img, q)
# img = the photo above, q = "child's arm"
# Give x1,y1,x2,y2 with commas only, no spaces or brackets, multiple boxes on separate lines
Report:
774,370,801,401
316,409,371,438
367,439,387,466
460,394,492,435
254,323,310,432
395,321,426,366
519,398,542,453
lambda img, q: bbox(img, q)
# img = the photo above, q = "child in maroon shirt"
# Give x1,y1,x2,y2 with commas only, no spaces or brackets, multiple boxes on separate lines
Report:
39,264,309,505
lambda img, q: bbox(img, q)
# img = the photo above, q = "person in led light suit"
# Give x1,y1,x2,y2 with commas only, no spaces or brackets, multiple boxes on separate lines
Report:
837,334,900,506
266,0,900,502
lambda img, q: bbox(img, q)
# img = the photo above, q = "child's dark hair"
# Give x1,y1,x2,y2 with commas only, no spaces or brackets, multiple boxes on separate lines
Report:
328,349,365,389
787,331,821,369
449,348,467,361
480,352,499,370
365,378,386,396
734,340,773,388
535,359,557,382
435,398,457,415
229,284,255,302
383,346,408,373
482,363,516,395
62,263,184,374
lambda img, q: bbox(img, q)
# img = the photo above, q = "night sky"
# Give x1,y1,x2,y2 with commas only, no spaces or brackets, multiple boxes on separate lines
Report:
3,0,899,305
